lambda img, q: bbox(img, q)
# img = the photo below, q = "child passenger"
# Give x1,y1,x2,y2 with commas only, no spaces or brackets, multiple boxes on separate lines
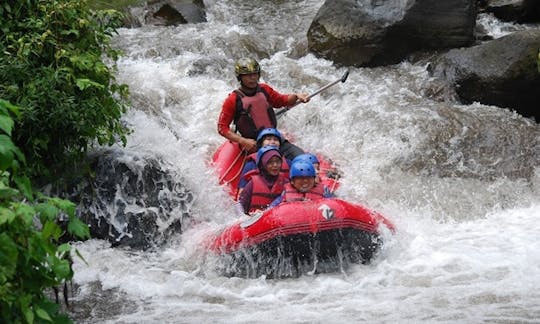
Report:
238,146,288,214
291,153,336,197
269,160,333,208
238,128,290,190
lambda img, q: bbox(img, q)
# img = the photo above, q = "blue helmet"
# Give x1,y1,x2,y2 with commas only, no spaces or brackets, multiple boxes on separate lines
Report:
256,128,283,146
256,145,281,167
292,153,319,165
289,161,316,178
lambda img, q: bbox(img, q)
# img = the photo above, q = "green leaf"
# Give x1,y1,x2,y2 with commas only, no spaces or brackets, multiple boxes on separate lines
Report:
24,307,35,324
35,203,59,222
0,134,24,169
52,258,72,279
53,314,72,324
14,203,36,225
13,175,33,200
0,100,19,118
57,243,72,254
0,115,14,136
21,295,34,324
0,135,15,170
0,207,16,225
0,186,19,200
67,216,90,239
60,29,79,37
34,299,60,322
35,307,53,322
41,221,62,240
49,197,76,217
75,78,105,90
0,233,18,279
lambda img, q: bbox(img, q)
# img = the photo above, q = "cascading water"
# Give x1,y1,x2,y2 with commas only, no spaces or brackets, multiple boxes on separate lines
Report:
69,1,540,322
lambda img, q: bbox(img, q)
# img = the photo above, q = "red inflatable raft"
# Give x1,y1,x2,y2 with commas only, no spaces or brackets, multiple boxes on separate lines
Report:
208,141,396,278
212,140,340,199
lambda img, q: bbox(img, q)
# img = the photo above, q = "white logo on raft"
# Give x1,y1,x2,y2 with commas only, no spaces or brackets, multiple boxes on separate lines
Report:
318,204,334,220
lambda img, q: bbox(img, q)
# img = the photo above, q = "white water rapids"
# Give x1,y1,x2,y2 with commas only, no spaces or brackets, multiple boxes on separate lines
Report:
70,1,540,323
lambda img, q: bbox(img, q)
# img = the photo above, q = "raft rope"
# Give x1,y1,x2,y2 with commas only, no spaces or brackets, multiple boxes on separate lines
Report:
219,149,248,185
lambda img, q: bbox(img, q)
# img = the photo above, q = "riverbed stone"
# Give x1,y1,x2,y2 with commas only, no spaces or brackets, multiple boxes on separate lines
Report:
429,29,540,122
146,0,206,26
68,149,192,249
121,0,206,27
307,0,477,67
482,0,540,23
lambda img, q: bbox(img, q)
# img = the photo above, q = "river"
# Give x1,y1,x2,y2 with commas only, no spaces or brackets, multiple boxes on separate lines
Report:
69,1,540,323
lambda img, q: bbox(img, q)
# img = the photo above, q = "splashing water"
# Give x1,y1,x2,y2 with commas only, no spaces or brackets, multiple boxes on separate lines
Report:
70,1,540,322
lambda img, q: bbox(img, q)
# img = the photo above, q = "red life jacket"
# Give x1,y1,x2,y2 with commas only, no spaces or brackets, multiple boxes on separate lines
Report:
243,153,290,183
281,182,325,203
234,86,277,139
246,152,257,164
249,174,288,212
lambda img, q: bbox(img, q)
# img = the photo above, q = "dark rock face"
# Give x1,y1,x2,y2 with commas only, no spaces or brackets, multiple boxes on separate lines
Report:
147,0,206,25
483,0,540,23
430,29,540,121
70,149,193,249
124,0,206,27
151,3,188,25
307,0,476,67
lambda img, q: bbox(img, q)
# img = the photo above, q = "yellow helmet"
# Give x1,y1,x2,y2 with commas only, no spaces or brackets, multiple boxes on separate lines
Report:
235,57,261,78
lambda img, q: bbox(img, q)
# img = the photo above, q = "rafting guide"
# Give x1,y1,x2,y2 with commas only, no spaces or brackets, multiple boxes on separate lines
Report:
217,57,309,160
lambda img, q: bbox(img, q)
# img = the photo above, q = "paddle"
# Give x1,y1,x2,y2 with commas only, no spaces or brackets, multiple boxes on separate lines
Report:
276,69,350,117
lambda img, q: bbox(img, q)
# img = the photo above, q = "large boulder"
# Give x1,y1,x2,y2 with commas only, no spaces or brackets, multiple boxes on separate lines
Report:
124,0,206,27
482,0,540,23
68,149,193,249
429,29,540,122
307,0,477,67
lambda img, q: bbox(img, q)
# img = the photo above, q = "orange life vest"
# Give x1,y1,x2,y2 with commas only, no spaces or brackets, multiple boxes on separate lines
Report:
281,182,325,203
249,174,288,212
234,86,277,139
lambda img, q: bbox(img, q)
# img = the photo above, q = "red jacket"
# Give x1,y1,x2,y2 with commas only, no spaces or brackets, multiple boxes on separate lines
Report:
217,83,290,139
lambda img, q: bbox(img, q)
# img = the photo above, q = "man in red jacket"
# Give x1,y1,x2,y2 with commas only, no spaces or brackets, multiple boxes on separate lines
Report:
217,57,309,160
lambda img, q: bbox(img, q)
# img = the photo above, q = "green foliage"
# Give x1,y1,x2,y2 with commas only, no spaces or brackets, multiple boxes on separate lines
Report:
88,0,146,11
1,100,90,323
0,0,130,180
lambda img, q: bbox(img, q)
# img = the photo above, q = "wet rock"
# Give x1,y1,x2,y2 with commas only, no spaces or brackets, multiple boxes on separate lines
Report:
123,0,206,27
307,0,476,67
430,29,540,122
68,149,193,249
394,102,540,180
146,0,206,26
482,0,540,23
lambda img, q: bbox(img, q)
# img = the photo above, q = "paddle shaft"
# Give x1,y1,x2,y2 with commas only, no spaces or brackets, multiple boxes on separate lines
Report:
276,69,349,117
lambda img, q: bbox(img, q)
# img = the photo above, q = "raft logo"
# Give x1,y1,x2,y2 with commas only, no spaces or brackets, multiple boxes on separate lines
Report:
318,204,335,220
